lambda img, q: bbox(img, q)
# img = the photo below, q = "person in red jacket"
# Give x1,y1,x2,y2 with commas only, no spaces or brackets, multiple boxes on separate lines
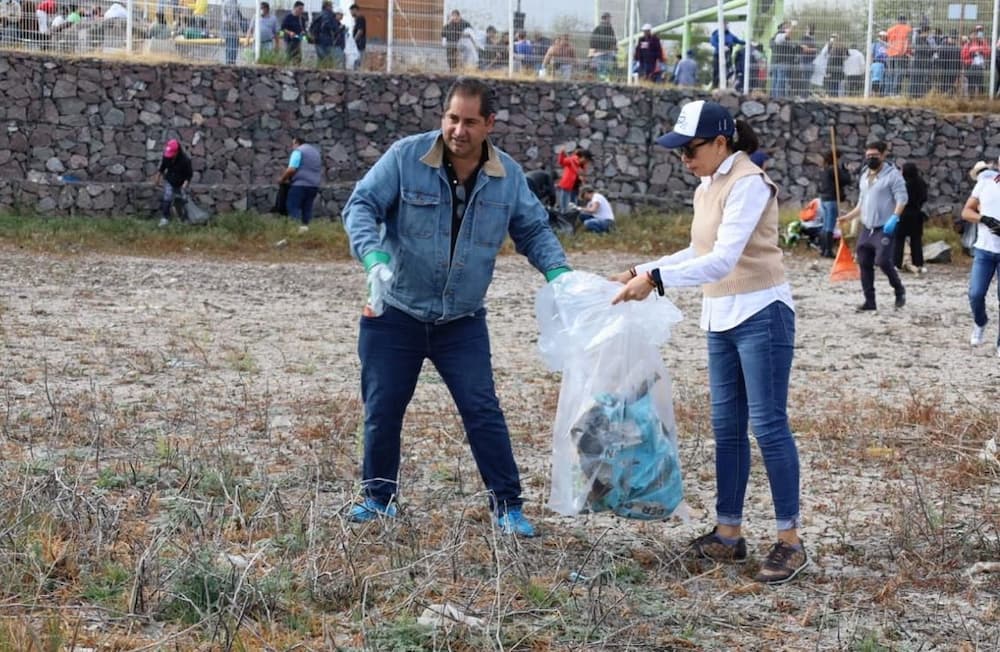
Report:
555,147,593,213
961,27,991,96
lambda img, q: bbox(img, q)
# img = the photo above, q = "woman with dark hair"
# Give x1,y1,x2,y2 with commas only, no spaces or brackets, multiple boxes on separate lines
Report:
818,150,851,258
610,101,806,585
894,162,928,273
153,139,192,227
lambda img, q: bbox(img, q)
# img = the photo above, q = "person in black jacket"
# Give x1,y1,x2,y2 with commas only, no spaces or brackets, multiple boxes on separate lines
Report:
154,139,193,227
894,162,928,273
818,151,851,257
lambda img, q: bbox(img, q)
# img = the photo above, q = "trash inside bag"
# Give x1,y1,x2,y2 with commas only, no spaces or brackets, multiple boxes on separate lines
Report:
536,271,686,520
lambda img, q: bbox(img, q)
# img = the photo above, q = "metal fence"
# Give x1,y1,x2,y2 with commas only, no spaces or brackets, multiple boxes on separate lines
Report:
2,0,998,101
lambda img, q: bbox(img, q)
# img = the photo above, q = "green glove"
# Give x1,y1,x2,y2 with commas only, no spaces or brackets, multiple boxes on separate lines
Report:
361,250,390,273
545,266,572,282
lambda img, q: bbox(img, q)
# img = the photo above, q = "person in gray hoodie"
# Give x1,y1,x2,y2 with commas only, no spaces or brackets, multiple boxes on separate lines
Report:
837,141,908,311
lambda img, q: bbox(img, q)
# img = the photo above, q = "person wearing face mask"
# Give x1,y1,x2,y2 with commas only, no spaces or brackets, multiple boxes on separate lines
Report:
610,101,807,585
837,142,908,312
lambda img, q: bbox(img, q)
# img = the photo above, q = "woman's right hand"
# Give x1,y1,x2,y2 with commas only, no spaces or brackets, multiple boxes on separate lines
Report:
608,270,632,284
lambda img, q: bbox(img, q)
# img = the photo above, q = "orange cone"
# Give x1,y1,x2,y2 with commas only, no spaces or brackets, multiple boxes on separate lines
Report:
829,238,860,282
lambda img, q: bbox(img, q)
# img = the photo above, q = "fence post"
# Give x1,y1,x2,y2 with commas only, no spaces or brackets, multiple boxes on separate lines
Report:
386,0,393,73
508,0,514,78
991,0,999,99
716,0,726,91
862,0,874,98
743,0,754,95
126,0,133,54
254,2,261,63
625,0,635,86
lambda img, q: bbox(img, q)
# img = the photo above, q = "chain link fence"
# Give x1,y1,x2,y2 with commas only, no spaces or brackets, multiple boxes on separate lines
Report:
1,0,997,102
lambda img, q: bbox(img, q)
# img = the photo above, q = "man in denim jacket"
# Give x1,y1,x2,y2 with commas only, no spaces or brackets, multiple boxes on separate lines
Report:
343,77,571,536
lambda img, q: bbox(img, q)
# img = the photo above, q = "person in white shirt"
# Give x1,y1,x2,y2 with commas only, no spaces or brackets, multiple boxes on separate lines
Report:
961,155,1000,356
609,100,806,585
575,185,614,233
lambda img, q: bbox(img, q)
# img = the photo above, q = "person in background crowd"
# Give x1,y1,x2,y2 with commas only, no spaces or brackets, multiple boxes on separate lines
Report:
795,24,817,97
312,1,336,65
961,156,1000,356
885,14,912,95
961,26,990,97
818,151,851,259
342,78,571,536
634,23,665,82
823,34,848,97
36,0,55,34
556,147,592,214
770,22,798,98
910,27,935,97
709,20,744,89
332,8,347,68
574,185,615,233
837,141,908,312
153,139,193,228
871,30,888,95
279,135,322,232
350,4,366,69
458,25,480,70
610,100,808,585
221,0,241,65
281,1,307,65
673,48,698,87
589,11,617,81
442,9,471,72
543,34,576,80
843,45,866,96
894,163,928,274
512,31,532,72
247,2,280,53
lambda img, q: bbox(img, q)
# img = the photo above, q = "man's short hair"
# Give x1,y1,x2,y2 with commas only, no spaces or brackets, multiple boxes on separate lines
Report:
444,77,496,119
322,1,332,9
865,141,888,153
260,1,269,9
579,185,594,196
293,1,304,7
349,3,358,9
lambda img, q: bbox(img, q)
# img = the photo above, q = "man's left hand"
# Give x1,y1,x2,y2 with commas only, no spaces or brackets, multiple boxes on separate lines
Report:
611,274,654,304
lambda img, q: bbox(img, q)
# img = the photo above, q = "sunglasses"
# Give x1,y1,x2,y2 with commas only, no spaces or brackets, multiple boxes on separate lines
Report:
679,139,713,159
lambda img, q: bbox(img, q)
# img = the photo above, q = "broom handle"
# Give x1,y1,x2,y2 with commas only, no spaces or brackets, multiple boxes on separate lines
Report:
830,126,842,207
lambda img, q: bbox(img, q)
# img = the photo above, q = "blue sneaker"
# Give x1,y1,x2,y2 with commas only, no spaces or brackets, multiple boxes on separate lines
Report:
497,508,536,537
348,498,397,523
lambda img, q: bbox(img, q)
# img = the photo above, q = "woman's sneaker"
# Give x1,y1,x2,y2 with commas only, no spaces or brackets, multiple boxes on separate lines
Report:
690,527,748,563
970,325,985,346
754,540,809,585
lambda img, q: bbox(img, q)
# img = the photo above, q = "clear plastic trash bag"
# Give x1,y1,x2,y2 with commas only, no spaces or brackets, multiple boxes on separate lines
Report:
535,271,687,520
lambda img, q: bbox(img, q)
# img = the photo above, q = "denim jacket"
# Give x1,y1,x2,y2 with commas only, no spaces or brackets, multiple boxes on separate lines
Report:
344,131,568,324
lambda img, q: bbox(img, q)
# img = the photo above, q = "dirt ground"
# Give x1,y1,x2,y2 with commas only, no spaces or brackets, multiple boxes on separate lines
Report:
1,244,998,650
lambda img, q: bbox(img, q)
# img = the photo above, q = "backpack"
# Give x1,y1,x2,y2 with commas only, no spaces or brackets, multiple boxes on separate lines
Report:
308,14,322,42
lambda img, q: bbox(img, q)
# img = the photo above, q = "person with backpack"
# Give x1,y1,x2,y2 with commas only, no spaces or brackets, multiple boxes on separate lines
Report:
311,1,337,66
818,151,851,258
153,139,193,228
894,163,928,274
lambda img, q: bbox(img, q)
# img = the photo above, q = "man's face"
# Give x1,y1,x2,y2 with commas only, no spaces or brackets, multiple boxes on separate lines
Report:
260,4,268,15
601,15,610,23
450,11,460,23
293,5,302,15
865,149,884,165
441,93,495,162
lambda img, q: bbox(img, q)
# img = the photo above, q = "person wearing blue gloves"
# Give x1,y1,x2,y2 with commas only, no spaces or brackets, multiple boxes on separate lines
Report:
342,77,571,537
837,141,908,311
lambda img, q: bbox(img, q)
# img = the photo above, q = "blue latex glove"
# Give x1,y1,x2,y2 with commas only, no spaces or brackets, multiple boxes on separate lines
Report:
883,214,900,235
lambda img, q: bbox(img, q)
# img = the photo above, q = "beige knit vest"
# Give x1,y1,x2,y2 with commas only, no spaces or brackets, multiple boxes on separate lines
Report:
691,153,786,298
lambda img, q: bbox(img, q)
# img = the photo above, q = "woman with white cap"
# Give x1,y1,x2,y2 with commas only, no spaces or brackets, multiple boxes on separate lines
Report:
610,100,807,585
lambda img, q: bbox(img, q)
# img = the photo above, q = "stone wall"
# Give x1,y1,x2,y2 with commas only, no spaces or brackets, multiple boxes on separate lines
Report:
2,51,999,220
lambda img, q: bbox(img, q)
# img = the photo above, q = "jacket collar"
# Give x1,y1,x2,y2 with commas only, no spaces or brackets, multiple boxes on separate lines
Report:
420,134,506,178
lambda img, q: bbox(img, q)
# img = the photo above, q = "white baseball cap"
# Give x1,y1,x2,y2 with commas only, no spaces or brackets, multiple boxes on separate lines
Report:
641,23,652,31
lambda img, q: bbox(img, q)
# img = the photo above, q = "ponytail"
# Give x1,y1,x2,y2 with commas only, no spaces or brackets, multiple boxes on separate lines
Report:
730,119,759,154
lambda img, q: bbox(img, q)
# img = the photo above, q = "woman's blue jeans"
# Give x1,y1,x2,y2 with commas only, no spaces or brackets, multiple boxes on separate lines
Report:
706,301,800,531
969,247,1000,336
358,306,523,514
286,185,318,225
820,199,838,234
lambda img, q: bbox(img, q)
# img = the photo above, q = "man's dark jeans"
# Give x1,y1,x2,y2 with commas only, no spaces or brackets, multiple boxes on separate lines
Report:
358,306,523,513
856,226,905,307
